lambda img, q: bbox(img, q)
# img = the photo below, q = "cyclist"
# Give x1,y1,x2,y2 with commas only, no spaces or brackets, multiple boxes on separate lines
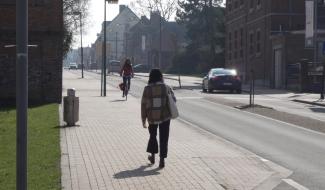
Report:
120,58,134,97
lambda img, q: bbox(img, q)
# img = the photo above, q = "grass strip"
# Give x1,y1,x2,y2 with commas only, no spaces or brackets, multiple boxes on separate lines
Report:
0,104,60,190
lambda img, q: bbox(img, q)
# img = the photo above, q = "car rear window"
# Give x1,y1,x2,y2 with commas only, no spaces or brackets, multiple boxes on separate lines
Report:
110,61,120,66
212,69,236,75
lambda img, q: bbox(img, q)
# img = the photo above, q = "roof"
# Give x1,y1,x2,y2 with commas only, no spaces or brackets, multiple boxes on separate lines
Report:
107,6,139,27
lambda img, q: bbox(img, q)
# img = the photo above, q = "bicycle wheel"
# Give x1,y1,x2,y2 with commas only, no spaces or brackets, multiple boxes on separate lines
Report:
124,86,128,100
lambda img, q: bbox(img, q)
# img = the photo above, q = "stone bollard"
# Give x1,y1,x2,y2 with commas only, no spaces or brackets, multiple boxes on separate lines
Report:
63,88,79,126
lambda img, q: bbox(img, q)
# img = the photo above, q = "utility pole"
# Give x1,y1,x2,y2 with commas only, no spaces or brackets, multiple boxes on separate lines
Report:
125,32,128,58
103,0,107,96
80,15,84,78
16,0,28,189
101,0,118,96
159,11,162,69
115,32,118,59
313,0,321,99
316,2,325,100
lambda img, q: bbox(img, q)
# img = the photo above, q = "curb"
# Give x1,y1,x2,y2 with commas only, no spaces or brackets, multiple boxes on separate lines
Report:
234,104,274,110
292,99,325,107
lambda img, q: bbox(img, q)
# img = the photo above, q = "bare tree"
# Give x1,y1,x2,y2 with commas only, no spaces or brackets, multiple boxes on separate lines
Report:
62,0,90,57
130,0,177,20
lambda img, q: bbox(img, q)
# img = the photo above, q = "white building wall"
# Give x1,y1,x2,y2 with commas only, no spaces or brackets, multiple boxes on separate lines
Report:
105,7,139,61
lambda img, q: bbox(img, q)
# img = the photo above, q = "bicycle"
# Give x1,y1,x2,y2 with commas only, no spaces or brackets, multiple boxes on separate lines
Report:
124,81,129,100
122,76,131,100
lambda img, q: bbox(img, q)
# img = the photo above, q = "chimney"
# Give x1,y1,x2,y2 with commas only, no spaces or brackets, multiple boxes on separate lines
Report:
119,5,126,13
150,11,161,26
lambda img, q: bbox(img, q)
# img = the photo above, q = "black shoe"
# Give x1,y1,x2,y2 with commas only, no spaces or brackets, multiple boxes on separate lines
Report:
159,158,165,168
148,155,155,164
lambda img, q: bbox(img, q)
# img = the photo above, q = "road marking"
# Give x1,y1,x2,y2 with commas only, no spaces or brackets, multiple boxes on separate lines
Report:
177,97,202,100
200,98,325,137
260,158,269,162
224,97,274,101
283,179,309,190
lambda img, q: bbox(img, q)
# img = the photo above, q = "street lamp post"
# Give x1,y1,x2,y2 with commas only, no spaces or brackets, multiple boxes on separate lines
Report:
101,0,108,97
159,11,162,69
101,0,118,96
73,11,84,78
16,0,28,189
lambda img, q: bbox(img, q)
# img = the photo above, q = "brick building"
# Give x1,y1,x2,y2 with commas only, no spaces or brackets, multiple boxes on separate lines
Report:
226,0,325,90
0,0,63,105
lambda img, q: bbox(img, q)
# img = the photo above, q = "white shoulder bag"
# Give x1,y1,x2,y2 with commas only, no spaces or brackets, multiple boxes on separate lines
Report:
167,86,179,119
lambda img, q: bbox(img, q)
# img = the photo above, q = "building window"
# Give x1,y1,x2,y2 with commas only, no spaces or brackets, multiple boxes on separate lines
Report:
257,0,261,9
256,30,261,54
240,28,244,58
249,32,254,55
229,32,232,51
0,0,15,4
240,0,244,6
234,0,239,9
234,30,238,49
240,28,244,47
31,0,46,6
228,0,232,12
250,0,254,11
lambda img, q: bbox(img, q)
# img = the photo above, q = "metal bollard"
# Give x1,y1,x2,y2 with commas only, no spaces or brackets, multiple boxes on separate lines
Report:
63,88,79,126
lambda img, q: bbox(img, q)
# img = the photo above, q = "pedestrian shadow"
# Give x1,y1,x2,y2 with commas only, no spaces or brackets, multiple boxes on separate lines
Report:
54,124,80,128
113,165,160,179
110,99,126,102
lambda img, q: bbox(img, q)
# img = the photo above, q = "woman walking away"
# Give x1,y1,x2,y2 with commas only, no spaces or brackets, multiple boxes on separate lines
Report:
141,69,176,169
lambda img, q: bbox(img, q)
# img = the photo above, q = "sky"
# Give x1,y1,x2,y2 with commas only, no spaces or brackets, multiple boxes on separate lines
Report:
73,0,225,48
73,0,132,48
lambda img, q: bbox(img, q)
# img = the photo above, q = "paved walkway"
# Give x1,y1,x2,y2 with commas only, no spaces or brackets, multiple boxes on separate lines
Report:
60,71,290,190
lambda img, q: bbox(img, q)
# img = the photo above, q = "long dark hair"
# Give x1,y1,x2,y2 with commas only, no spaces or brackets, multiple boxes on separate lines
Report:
148,69,163,84
124,58,131,67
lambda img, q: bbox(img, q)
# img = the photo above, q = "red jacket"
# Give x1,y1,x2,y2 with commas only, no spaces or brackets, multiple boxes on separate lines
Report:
120,63,133,76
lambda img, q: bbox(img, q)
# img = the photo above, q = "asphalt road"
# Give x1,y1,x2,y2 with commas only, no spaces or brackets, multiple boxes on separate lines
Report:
82,70,325,189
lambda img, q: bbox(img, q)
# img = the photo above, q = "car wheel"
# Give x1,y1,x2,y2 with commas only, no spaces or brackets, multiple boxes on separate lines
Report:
236,89,242,94
202,83,207,92
208,89,213,93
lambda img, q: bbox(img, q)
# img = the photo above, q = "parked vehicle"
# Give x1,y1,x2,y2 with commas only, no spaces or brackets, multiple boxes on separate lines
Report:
108,60,121,73
202,68,242,93
69,63,78,70
133,64,149,73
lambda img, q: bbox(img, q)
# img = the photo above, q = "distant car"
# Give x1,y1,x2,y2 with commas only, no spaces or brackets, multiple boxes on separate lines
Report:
133,64,149,73
69,63,78,70
108,60,121,73
202,68,242,93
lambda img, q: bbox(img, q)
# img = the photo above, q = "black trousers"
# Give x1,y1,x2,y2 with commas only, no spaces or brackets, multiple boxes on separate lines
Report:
146,120,170,158
123,76,131,96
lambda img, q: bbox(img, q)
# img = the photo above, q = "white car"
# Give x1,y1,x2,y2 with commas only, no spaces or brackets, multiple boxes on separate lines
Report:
69,63,78,70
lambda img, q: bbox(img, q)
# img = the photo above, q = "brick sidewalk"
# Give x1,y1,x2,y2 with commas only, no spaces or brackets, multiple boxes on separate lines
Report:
60,71,290,190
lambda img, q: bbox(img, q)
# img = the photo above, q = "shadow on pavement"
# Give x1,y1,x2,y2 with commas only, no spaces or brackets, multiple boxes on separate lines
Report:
201,90,242,94
55,124,80,128
173,85,201,90
113,165,160,179
309,107,325,113
110,99,126,102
